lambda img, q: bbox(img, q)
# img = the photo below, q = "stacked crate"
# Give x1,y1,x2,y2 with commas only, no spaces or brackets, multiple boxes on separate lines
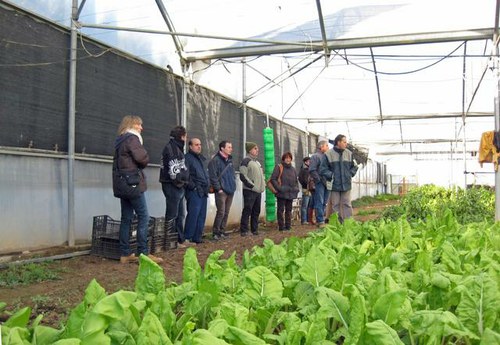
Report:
90,215,153,259
91,215,177,259
149,217,178,253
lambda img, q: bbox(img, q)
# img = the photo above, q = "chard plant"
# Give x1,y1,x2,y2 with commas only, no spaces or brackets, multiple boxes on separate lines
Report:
1,211,499,344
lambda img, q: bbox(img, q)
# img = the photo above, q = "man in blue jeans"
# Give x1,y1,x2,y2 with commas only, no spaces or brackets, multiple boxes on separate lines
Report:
308,140,330,228
184,138,210,244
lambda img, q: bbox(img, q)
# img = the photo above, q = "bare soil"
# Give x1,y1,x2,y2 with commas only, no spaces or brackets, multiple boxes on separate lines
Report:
0,200,397,328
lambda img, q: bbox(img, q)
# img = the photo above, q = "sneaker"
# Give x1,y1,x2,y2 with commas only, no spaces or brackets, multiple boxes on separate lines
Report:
177,242,188,249
251,231,259,236
301,222,309,225
120,253,138,264
241,231,249,237
317,222,326,229
220,232,228,239
212,234,221,241
147,254,164,264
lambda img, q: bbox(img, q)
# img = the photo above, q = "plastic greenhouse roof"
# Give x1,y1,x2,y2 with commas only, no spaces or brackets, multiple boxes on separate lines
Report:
6,0,500,163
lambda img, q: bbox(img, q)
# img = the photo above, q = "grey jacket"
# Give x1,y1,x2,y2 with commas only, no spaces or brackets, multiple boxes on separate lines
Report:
239,155,266,193
321,147,358,192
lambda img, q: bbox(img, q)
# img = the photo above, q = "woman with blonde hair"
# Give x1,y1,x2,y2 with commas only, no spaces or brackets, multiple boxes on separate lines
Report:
113,115,163,264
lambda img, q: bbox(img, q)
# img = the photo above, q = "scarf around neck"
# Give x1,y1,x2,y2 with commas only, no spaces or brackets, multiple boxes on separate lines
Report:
126,129,143,145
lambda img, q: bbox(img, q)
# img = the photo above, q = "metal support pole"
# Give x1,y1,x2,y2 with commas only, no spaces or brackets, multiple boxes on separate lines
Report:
242,58,247,154
495,54,500,220
67,0,78,246
181,64,188,129
494,0,500,221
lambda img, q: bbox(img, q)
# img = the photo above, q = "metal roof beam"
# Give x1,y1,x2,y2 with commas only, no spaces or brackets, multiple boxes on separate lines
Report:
377,150,476,156
183,28,495,61
287,111,493,123
154,0,185,64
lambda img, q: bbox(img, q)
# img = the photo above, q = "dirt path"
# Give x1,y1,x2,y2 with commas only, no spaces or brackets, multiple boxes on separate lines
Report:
0,199,397,327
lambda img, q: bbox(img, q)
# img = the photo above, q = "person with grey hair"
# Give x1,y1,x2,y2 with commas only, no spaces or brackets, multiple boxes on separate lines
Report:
322,134,358,223
308,140,330,228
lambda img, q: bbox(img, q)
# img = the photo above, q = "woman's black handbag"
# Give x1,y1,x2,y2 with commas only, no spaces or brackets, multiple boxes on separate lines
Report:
113,147,142,199
113,170,142,199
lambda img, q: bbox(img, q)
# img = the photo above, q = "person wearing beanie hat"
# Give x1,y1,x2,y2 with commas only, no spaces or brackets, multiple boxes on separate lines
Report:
245,141,258,153
239,141,266,236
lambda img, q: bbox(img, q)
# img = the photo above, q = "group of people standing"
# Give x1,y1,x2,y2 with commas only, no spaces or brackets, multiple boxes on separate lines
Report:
112,115,358,264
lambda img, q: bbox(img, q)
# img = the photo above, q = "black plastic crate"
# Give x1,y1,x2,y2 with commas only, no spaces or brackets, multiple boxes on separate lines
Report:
91,238,138,260
91,215,155,259
149,217,178,253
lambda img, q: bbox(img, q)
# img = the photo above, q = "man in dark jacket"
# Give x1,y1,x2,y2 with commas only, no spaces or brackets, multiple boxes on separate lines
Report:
159,126,190,246
184,138,210,244
322,134,358,223
208,140,236,241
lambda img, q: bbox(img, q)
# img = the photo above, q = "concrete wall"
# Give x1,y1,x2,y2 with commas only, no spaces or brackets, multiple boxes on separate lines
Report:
0,149,382,253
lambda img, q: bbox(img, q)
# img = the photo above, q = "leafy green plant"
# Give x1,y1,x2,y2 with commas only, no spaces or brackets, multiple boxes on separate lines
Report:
381,184,495,224
352,194,400,208
0,262,61,287
1,213,499,344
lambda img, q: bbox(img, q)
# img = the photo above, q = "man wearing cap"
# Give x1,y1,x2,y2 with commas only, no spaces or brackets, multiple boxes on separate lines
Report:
239,141,266,236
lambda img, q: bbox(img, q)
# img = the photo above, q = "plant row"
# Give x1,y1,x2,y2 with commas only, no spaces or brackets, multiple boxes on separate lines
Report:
2,211,499,344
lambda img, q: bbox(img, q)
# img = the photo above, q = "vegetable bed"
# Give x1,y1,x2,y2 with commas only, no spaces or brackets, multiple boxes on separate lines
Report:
2,209,498,344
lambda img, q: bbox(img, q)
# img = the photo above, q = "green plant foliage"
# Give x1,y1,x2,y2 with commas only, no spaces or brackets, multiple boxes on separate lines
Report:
1,214,499,344
352,194,400,208
0,261,61,287
381,184,494,224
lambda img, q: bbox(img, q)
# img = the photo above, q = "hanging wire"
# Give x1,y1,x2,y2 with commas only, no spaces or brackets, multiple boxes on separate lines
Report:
337,42,467,75
79,31,111,58
281,53,337,119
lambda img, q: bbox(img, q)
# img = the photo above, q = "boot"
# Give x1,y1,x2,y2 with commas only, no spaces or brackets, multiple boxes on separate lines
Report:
120,253,138,264
146,254,164,264
308,208,316,225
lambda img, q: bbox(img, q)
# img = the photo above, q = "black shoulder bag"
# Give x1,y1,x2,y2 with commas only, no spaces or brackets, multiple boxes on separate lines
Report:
113,146,142,199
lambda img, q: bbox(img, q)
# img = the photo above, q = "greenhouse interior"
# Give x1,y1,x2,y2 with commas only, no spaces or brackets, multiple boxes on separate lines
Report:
0,1,499,343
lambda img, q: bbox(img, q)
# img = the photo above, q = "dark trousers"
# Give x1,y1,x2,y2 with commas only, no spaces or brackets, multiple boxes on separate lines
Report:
277,197,293,230
240,189,261,233
185,190,207,242
119,192,149,256
161,183,185,243
213,191,233,235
